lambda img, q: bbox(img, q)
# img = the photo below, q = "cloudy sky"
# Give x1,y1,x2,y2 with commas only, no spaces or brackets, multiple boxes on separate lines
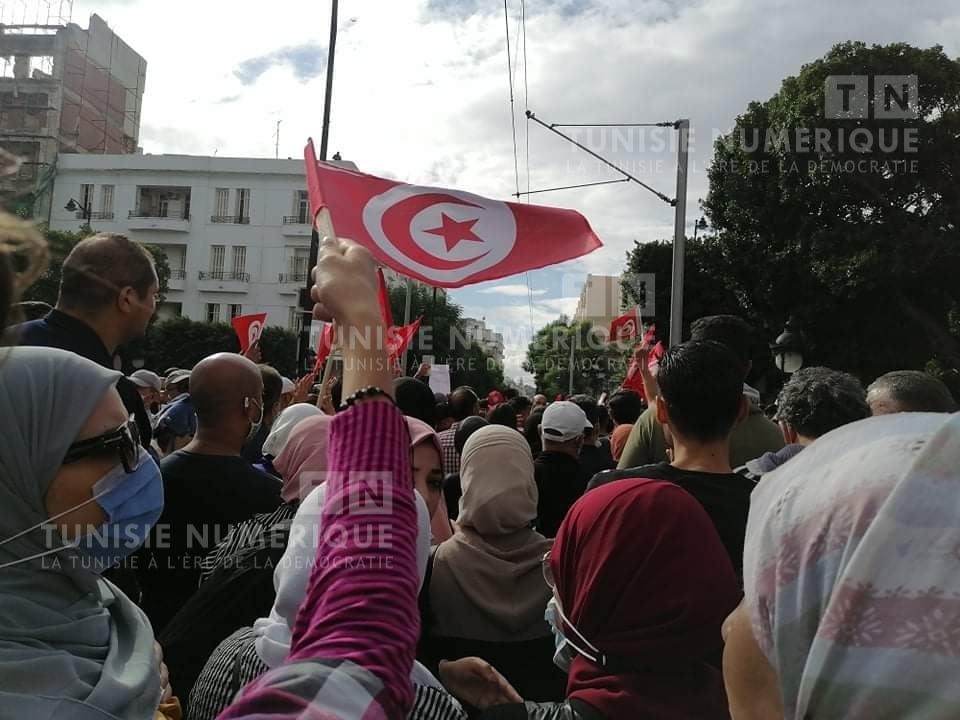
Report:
69,0,960,380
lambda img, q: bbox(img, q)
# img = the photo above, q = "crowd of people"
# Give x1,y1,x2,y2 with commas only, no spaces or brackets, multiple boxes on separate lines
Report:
1,228,959,719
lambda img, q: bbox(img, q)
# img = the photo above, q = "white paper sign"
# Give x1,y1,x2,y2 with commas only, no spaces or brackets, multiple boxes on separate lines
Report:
429,364,451,396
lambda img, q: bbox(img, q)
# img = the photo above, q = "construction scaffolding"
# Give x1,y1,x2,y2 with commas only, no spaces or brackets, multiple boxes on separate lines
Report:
0,3,145,216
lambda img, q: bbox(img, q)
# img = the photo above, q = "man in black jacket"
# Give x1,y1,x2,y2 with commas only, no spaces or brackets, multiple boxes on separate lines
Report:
8,232,158,448
534,400,593,537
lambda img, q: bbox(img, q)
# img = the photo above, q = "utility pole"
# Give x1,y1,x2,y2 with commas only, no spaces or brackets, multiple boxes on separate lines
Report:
668,119,689,348
274,119,281,159
298,0,339,376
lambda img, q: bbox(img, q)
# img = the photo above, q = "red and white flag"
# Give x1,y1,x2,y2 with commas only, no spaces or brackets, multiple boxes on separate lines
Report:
621,324,664,399
304,139,603,288
609,307,641,343
312,321,336,377
231,313,268,353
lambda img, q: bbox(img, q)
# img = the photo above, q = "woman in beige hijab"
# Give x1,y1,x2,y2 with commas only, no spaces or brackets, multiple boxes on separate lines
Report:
423,425,564,701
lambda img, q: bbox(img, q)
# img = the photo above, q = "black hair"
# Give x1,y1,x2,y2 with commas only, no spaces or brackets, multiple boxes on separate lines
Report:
776,366,870,438
10,300,51,321
689,314,753,374
394,377,438,427
569,394,600,427
657,340,744,443
59,233,156,310
867,370,958,413
523,408,544,457
454,416,489,455
503,387,519,401
259,364,284,415
510,395,532,412
596,404,612,435
449,385,479,421
608,389,643,425
487,403,518,429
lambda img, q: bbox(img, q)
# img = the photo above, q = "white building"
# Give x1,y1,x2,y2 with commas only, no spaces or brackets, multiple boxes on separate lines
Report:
49,152,357,331
462,316,504,365
573,274,622,337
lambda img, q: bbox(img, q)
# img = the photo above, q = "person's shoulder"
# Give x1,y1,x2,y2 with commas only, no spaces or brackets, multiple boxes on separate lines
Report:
6,317,48,344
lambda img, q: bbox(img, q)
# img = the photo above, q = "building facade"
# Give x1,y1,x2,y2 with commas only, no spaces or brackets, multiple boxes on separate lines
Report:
573,274,622,337
462,316,504,365
49,152,357,332
0,13,146,216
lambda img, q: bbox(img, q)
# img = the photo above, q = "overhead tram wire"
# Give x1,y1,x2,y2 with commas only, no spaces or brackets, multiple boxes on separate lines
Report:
504,0,522,199
520,0,536,341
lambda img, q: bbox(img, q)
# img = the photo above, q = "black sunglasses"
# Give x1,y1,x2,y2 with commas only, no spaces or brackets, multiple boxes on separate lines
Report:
63,418,142,473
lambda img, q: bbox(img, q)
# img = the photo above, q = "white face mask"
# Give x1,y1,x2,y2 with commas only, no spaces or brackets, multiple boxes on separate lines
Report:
545,592,608,671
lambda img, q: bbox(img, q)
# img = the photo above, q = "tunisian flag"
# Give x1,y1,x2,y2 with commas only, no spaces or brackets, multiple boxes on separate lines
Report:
312,321,336,377
609,307,640,343
304,139,602,288
621,324,664,399
231,313,268,353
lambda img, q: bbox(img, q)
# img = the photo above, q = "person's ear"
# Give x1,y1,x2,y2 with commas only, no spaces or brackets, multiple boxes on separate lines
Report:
736,395,750,424
655,395,670,426
117,286,137,315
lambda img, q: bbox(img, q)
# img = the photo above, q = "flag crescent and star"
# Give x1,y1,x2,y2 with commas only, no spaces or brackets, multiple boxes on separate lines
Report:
304,139,602,289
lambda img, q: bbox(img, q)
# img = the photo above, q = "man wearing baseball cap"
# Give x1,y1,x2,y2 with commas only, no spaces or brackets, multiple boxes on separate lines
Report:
129,369,163,422
533,400,593,537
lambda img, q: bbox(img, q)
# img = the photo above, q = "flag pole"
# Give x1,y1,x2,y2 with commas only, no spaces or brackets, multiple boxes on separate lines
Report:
298,0,339,376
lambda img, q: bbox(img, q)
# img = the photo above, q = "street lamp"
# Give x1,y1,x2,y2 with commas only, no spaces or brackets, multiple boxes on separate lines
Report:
693,216,708,241
771,318,806,374
65,197,91,224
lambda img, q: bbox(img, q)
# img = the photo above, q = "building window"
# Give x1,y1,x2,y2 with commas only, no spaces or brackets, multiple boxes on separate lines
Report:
289,247,309,280
229,303,243,319
206,303,221,323
236,188,251,221
209,245,225,278
214,188,230,217
80,183,94,213
295,190,309,223
231,246,247,279
100,185,114,217
288,306,303,332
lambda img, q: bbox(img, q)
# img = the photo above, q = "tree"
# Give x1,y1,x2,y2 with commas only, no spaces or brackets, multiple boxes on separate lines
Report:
524,317,622,399
139,316,299,377
703,41,960,383
387,281,504,394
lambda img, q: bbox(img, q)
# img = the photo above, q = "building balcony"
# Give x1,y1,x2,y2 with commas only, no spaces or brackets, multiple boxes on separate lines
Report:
128,210,191,233
278,271,309,294
198,270,250,293
75,211,115,221
281,216,311,236
211,215,250,224
167,268,186,291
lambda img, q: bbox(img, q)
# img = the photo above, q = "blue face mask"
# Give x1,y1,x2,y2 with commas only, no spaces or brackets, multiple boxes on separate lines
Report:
545,594,607,671
72,454,164,573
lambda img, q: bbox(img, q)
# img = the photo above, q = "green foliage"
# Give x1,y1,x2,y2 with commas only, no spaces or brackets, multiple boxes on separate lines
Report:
387,281,505,393
523,317,623,398
142,243,171,305
135,317,299,377
259,326,298,378
702,41,960,382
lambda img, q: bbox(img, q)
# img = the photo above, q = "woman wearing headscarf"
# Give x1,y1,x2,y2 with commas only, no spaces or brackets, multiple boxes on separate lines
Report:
482,478,741,719
725,412,960,720
408,415,453,543
423,425,562,701
254,402,323,477
160,411,330,709
0,347,175,719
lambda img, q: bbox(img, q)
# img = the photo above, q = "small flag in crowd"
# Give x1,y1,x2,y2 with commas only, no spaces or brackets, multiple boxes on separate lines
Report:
312,321,336,377
621,324,664,399
609,307,641,343
304,139,603,288
231,313,268,353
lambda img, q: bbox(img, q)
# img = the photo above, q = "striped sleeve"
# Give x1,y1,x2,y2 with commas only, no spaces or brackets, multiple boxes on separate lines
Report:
217,400,418,719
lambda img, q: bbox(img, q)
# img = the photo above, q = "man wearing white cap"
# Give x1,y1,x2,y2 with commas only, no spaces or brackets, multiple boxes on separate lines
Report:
533,400,592,537
129,369,163,424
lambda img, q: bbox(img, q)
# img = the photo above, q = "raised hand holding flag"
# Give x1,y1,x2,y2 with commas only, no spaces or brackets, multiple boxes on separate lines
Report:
609,307,641,343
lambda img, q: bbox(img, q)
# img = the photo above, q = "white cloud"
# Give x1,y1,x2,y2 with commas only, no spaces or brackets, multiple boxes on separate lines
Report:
476,283,547,296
